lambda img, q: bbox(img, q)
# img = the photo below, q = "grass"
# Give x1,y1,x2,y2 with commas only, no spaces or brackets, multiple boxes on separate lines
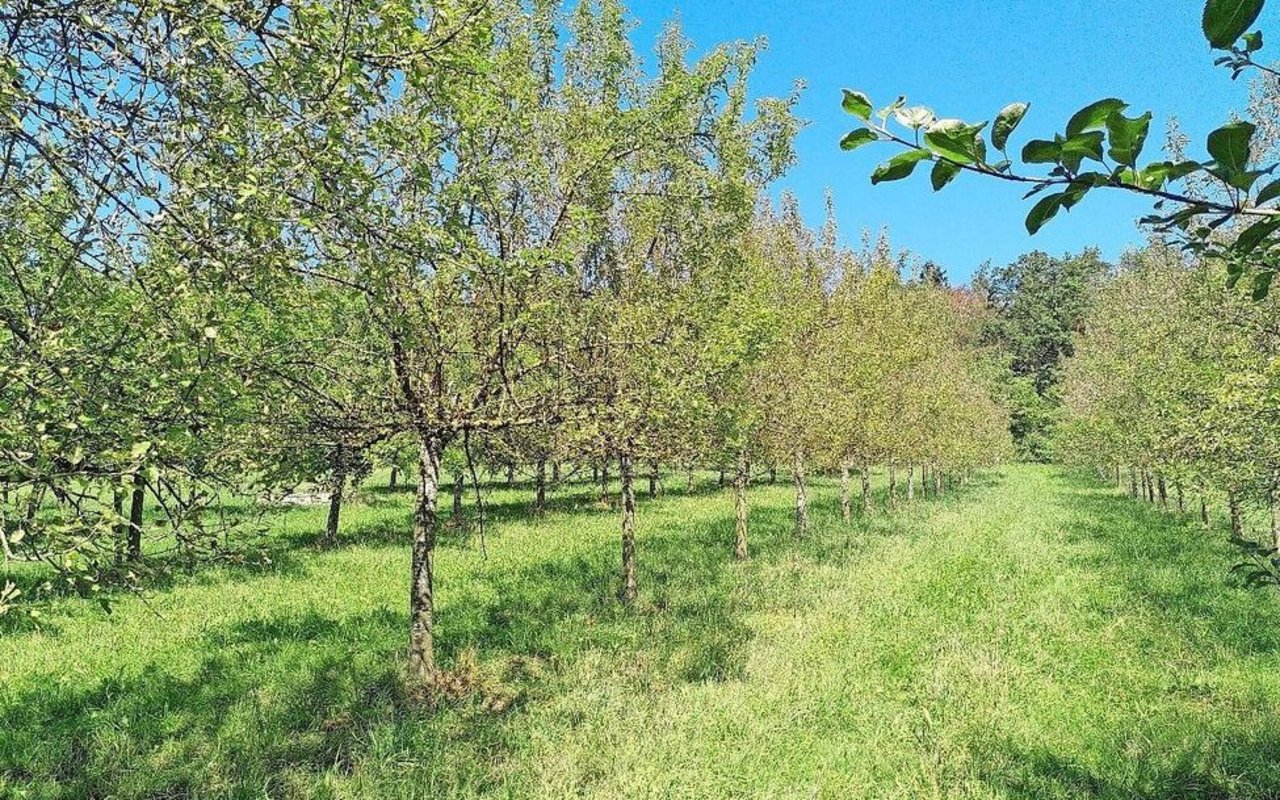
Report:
4,465,1280,798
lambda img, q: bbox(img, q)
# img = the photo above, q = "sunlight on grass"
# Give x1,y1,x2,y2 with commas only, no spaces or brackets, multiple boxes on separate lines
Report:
4,466,1280,798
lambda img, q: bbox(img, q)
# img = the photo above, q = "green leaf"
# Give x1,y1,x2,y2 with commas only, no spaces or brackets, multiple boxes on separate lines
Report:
1066,99,1128,136
1253,269,1275,299
1062,173,1108,210
871,149,932,184
931,159,961,191
1256,176,1280,204
840,128,878,152
1203,0,1264,48
1026,192,1067,234
1106,110,1153,167
1022,139,1062,164
992,102,1030,151
1136,160,1203,189
1208,120,1256,179
1234,215,1280,253
923,119,988,165
842,90,873,121
1245,30,1265,51
1060,131,1106,172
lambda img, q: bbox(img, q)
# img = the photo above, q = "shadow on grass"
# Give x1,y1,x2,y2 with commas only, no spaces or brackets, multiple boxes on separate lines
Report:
979,739,1269,800
0,467,1017,796
967,469,1280,799
1050,469,1280,656
0,480,824,796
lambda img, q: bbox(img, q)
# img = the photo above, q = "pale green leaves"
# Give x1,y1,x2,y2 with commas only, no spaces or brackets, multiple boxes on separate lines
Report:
1135,160,1202,190
992,103,1030,151
894,105,936,130
842,89,873,121
1203,0,1265,48
923,119,988,165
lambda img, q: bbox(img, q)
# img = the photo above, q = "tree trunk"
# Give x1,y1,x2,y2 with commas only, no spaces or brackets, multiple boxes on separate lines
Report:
686,466,695,493
840,462,852,523
599,458,610,503
861,465,872,514
127,472,145,562
793,452,809,538
933,467,942,497
1175,482,1185,514
1272,490,1279,552
592,464,599,483
552,461,561,484
907,465,915,503
389,466,399,490
1128,468,1138,498
506,462,515,487
1201,497,1210,530
734,452,749,560
769,467,777,485
648,460,659,499
1157,475,1168,510
451,470,465,522
534,458,547,516
112,485,127,563
718,468,726,488
888,465,897,508
1229,490,1244,539
619,451,638,603
325,465,346,544
408,433,443,685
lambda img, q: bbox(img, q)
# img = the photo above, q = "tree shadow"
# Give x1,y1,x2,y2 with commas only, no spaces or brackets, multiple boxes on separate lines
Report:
1050,471,1280,657
977,736,1280,799
0,467,1019,796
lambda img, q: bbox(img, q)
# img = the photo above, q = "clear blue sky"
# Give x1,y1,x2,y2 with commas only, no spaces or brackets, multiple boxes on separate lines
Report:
622,0,1252,283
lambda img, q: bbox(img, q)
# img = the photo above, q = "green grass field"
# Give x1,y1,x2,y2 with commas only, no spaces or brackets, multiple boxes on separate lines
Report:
4,465,1280,799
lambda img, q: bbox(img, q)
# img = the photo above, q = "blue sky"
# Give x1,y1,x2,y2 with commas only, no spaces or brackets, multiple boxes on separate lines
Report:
623,0,1253,283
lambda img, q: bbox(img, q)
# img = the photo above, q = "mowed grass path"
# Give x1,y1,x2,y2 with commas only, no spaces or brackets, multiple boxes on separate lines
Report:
5,465,1280,798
